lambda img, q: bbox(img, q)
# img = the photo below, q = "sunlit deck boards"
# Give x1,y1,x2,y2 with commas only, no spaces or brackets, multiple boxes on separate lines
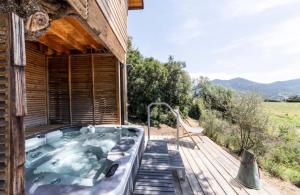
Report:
147,136,281,195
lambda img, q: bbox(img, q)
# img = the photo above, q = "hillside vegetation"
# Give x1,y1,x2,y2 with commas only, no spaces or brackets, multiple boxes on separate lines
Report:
213,77,300,100
263,102,300,132
127,39,300,188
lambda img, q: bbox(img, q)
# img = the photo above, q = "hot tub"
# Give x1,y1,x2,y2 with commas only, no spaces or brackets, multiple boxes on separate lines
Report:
25,125,145,195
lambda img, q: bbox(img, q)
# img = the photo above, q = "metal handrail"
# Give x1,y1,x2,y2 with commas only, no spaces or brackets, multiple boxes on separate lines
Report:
147,102,180,150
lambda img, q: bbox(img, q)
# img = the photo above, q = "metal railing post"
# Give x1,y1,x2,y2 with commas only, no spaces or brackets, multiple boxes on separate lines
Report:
147,104,151,141
175,109,179,150
147,102,181,150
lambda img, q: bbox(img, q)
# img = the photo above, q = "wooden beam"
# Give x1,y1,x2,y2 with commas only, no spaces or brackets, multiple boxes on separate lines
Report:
64,16,101,49
45,55,49,125
47,20,86,52
128,0,144,10
0,12,27,195
68,55,72,125
116,60,121,124
39,34,70,54
91,54,95,125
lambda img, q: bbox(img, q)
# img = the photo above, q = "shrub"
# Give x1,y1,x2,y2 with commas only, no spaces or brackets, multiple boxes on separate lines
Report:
230,93,268,155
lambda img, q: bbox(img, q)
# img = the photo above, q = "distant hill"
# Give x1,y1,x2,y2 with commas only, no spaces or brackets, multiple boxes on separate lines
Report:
212,78,300,100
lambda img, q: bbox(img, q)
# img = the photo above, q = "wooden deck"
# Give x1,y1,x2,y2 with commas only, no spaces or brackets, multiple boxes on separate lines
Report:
146,135,282,195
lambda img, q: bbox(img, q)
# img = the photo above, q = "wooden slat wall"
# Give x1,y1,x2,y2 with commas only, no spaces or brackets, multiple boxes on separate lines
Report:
0,14,10,195
70,55,93,124
96,0,128,50
24,43,47,128
94,55,119,124
48,54,119,125
48,56,70,124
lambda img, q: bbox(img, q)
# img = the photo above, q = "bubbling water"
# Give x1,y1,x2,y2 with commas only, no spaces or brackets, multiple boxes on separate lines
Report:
25,126,138,192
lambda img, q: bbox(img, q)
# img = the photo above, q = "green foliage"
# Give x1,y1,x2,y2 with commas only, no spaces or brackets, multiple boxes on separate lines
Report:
262,127,300,187
193,77,234,119
285,95,300,102
230,93,268,155
127,38,192,123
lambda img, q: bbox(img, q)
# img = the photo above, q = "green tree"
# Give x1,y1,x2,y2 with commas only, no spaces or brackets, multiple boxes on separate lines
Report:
127,39,192,122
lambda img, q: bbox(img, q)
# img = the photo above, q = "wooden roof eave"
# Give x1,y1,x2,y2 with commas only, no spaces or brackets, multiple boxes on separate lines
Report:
128,0,144,10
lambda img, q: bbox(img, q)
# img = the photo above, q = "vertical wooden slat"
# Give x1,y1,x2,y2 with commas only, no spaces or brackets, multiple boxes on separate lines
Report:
9,12,26,195
91,54,95,125
68,55,72,124
116,60,121,124
11,13,26,66
0,12,11,195
94,54,118,124
24,43,47,128
46,55,49,125
70,54,93,124
48,56,69,124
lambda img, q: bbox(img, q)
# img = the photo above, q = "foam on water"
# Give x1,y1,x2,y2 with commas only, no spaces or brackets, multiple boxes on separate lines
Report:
25,126,138,192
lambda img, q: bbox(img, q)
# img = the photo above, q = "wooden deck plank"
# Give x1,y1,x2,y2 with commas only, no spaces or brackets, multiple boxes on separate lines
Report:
197,136,272,195
174,144,206,194
180,141,223,195
167,143,194,195
195,136,281,195
144,135,281,195
192,137,249,195
185,142,236,195
134,140,176,195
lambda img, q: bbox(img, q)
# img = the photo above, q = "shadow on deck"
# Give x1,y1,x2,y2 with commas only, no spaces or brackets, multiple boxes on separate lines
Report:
139,135,281,195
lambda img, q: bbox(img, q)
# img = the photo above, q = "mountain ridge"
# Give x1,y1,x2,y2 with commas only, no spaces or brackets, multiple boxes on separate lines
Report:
211,78,300,100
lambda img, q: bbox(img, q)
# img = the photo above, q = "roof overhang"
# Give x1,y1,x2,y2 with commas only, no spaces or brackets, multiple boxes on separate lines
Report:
128,0,144,10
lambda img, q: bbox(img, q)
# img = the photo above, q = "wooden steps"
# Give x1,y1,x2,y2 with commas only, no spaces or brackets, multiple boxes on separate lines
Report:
134,140,176,195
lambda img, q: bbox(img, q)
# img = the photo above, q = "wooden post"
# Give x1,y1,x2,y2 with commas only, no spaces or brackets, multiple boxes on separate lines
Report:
0,12,27,195
120,63,128,124
116,60,121,124
45,55,49,125
91,54,96,125
68,55,72,124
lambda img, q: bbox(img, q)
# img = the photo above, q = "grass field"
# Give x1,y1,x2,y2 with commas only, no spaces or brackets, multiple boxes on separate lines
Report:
263,102,300,133
262,102,300,187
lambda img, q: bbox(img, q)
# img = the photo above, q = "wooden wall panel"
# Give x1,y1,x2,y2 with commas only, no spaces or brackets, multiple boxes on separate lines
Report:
94,55,119,124
48,54,119,125
0,14,10,195
24,44,47,128
96,0,128,51
87,0,126,63
70,55,93,124
48,56,70,124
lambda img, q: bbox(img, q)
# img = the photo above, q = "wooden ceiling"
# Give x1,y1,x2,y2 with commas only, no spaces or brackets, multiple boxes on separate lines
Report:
39,16,102,54
128,0,144,10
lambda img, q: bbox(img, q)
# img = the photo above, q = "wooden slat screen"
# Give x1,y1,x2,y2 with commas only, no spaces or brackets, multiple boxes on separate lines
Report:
24,44,47,128
0,14,10,194
48,54,119,126
94,55,119,124
70,55,93,124
48,56,70,124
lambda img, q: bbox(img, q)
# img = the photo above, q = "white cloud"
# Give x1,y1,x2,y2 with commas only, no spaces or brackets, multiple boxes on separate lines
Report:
223,0,298,18
215,14,300,54
168,18,202,45
190,66,300,83
258,16,300,55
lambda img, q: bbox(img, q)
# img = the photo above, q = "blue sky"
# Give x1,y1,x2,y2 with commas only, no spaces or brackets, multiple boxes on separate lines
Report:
128,0,300,83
